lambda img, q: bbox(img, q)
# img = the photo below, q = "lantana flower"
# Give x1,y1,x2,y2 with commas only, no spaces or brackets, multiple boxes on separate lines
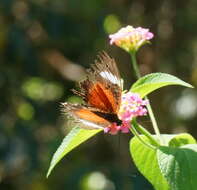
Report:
109,25,154,53
104,92,148,135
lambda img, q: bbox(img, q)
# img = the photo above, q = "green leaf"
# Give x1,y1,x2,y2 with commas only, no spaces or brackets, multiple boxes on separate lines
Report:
157,144,197,190
168,133,196,147
47,127,101,177
130,73,193,97
130,135,169,190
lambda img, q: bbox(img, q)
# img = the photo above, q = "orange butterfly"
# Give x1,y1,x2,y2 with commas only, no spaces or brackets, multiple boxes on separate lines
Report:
62,52,123,130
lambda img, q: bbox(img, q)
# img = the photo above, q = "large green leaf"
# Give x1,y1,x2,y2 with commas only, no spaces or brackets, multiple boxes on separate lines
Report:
130,135,169,190
168,133,196,147
47,127,101,177
130,73,193,97
157,144,197,190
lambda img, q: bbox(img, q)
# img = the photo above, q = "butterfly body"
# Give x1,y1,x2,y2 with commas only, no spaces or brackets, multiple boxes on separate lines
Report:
92,111,122,126
62,52,122,131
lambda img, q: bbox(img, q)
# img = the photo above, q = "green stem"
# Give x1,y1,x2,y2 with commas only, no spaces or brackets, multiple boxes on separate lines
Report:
132,119,160,147
130,52,162,144
145,101,162,141
130,51,141,79
130,124,156,150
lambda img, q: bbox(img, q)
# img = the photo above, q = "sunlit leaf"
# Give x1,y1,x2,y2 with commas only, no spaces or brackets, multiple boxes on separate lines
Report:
130,135,169,190
47,127,101,177
168,133,196,147
130,73,193,97
157,144,197,190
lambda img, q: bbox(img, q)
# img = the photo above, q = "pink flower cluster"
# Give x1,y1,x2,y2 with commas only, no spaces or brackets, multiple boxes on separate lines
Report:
118,92,148,121
109,25,154,52
104,92,148,135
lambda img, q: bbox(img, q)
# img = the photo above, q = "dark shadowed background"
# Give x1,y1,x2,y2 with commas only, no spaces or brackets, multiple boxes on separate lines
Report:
0,0,197,190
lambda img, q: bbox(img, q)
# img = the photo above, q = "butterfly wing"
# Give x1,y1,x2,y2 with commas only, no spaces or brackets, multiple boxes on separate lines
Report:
62,103,111,129
73,52,122,113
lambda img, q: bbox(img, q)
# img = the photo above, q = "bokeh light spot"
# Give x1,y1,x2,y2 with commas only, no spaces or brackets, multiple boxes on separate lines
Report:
81,171,115,190
67,95,83,104
22,77,63,102
103,14,121,34
17,102,35,120
171,89,197,120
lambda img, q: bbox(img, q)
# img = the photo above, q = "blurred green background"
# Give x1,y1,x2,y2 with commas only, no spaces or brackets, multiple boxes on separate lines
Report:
1,0,197,189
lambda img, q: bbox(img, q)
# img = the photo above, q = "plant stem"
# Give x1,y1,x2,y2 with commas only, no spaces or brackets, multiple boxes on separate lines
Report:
130,52,162,143
145,101,162,141
130,124,156,150
132,119,160,147
130,51,141,79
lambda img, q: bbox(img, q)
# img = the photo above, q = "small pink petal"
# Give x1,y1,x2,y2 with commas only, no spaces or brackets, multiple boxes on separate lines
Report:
120,122,131,133
104,123,121,135
104,127,110,133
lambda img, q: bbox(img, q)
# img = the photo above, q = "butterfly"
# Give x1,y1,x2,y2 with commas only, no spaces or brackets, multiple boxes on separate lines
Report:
61,52,123,131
